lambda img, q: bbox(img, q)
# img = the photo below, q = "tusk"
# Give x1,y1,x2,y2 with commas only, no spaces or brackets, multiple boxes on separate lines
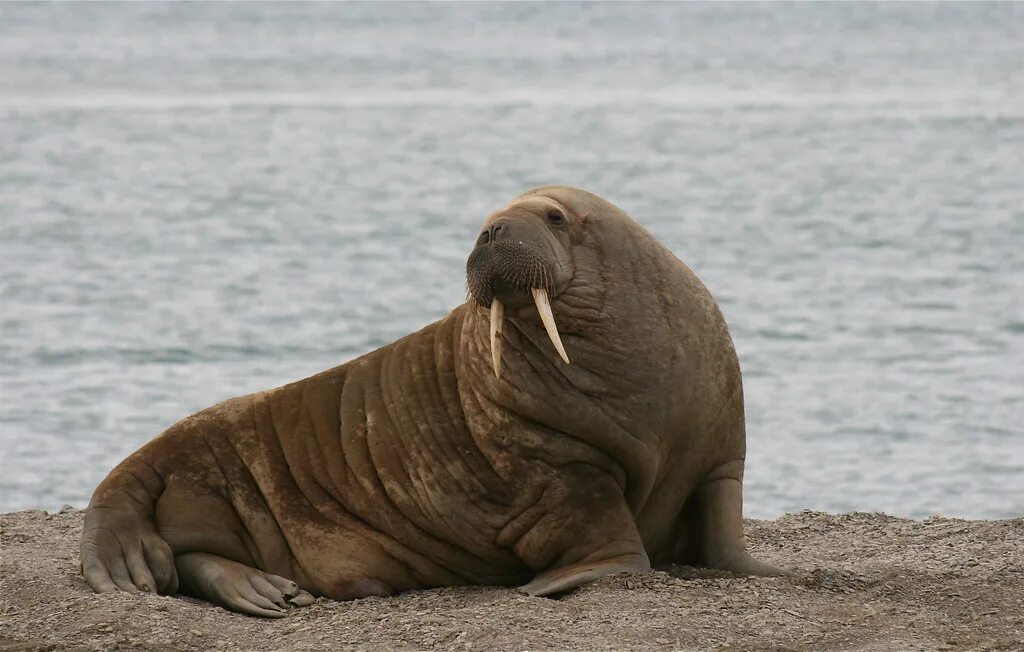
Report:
531,288,570,365
489,298,504,378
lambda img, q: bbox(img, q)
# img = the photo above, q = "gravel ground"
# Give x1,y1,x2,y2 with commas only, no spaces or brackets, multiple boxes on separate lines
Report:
1,509,1021,651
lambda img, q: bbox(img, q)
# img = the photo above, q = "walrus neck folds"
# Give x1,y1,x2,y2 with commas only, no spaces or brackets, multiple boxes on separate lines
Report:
460,280,649,402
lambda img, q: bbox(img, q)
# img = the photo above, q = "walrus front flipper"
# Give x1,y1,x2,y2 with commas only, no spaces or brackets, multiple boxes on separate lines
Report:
519,549,650,596
507,464,651,597
176,553,315,618
697,462,790,577
81,462,179,595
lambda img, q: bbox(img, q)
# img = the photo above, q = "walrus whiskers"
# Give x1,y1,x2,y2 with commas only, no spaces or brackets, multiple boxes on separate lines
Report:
531,287,570,365
490,298,504,378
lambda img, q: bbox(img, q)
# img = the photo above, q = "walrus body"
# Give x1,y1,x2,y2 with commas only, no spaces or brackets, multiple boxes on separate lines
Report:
81,186,784,616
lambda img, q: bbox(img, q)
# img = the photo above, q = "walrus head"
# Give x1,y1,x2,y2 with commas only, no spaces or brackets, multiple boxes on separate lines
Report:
461,186,724,507
466,193,578,377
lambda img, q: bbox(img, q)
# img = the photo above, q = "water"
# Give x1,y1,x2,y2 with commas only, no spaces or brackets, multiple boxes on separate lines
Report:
1,3,1022,519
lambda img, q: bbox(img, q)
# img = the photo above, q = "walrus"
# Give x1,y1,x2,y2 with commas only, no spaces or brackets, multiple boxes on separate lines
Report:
80,186,785,617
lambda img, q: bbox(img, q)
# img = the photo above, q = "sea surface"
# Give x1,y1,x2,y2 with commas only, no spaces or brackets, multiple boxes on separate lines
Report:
1,3,1022,519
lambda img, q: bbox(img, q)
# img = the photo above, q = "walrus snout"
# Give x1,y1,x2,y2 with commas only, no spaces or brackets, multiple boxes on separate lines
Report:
466,236,570,378
465,240,554,308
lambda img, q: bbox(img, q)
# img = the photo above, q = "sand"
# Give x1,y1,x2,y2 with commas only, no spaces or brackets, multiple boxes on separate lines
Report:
1,509,1021,651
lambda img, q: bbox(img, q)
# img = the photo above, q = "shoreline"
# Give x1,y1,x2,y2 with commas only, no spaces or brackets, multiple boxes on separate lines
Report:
2,509,1021,651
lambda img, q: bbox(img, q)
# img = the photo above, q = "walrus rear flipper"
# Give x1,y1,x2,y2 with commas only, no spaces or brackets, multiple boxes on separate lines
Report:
175,552,315,618
697,461,790,577
80,459,179,595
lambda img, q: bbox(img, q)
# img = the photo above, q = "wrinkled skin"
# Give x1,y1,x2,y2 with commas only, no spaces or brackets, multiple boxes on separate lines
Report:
80,186,786,617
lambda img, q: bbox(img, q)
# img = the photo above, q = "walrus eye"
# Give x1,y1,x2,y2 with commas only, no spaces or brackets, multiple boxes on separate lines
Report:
546,210,566,226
